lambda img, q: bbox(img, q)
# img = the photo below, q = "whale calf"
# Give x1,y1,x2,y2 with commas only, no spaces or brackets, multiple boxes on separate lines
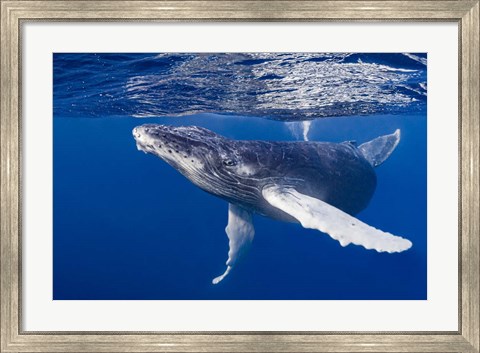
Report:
133,124,412,284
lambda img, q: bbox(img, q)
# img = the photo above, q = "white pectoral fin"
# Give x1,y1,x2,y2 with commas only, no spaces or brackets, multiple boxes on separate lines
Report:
212,203,255,284
262,186,412,253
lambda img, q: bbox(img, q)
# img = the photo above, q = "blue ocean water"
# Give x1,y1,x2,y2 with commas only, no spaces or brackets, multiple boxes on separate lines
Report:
53,53,427,300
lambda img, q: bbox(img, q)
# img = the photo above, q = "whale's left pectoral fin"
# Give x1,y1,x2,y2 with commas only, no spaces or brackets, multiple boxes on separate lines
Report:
262,186,412,253
212,203,255,284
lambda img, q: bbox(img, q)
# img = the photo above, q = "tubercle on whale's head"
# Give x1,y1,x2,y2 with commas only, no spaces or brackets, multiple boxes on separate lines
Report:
133,124,220,169
132,124,261,204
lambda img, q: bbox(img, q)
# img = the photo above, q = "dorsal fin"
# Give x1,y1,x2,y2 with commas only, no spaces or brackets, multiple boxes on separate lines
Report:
358,129,401,167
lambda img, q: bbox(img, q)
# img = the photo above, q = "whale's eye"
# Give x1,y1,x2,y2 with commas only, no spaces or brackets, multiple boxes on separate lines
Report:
223,159,236,167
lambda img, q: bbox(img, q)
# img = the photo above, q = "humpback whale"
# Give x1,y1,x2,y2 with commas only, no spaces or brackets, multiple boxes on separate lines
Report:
133,124,412,284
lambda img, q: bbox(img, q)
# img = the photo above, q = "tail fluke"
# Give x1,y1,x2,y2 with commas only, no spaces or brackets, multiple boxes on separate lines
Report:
358,129,401,167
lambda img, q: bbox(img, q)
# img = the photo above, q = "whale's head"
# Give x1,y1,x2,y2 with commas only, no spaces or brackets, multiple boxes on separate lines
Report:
133,124,261,205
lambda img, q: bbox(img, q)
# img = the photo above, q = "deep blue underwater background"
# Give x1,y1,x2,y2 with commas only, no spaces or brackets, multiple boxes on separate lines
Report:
53,53,427,300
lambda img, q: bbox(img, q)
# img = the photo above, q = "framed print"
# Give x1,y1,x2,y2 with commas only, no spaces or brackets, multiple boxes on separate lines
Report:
1,1,478,352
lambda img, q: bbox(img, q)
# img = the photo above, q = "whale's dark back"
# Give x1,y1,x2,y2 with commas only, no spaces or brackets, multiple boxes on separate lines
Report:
232,140,377,220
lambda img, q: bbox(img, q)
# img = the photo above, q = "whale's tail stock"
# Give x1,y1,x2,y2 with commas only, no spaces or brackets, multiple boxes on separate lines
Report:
358,129,401,168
